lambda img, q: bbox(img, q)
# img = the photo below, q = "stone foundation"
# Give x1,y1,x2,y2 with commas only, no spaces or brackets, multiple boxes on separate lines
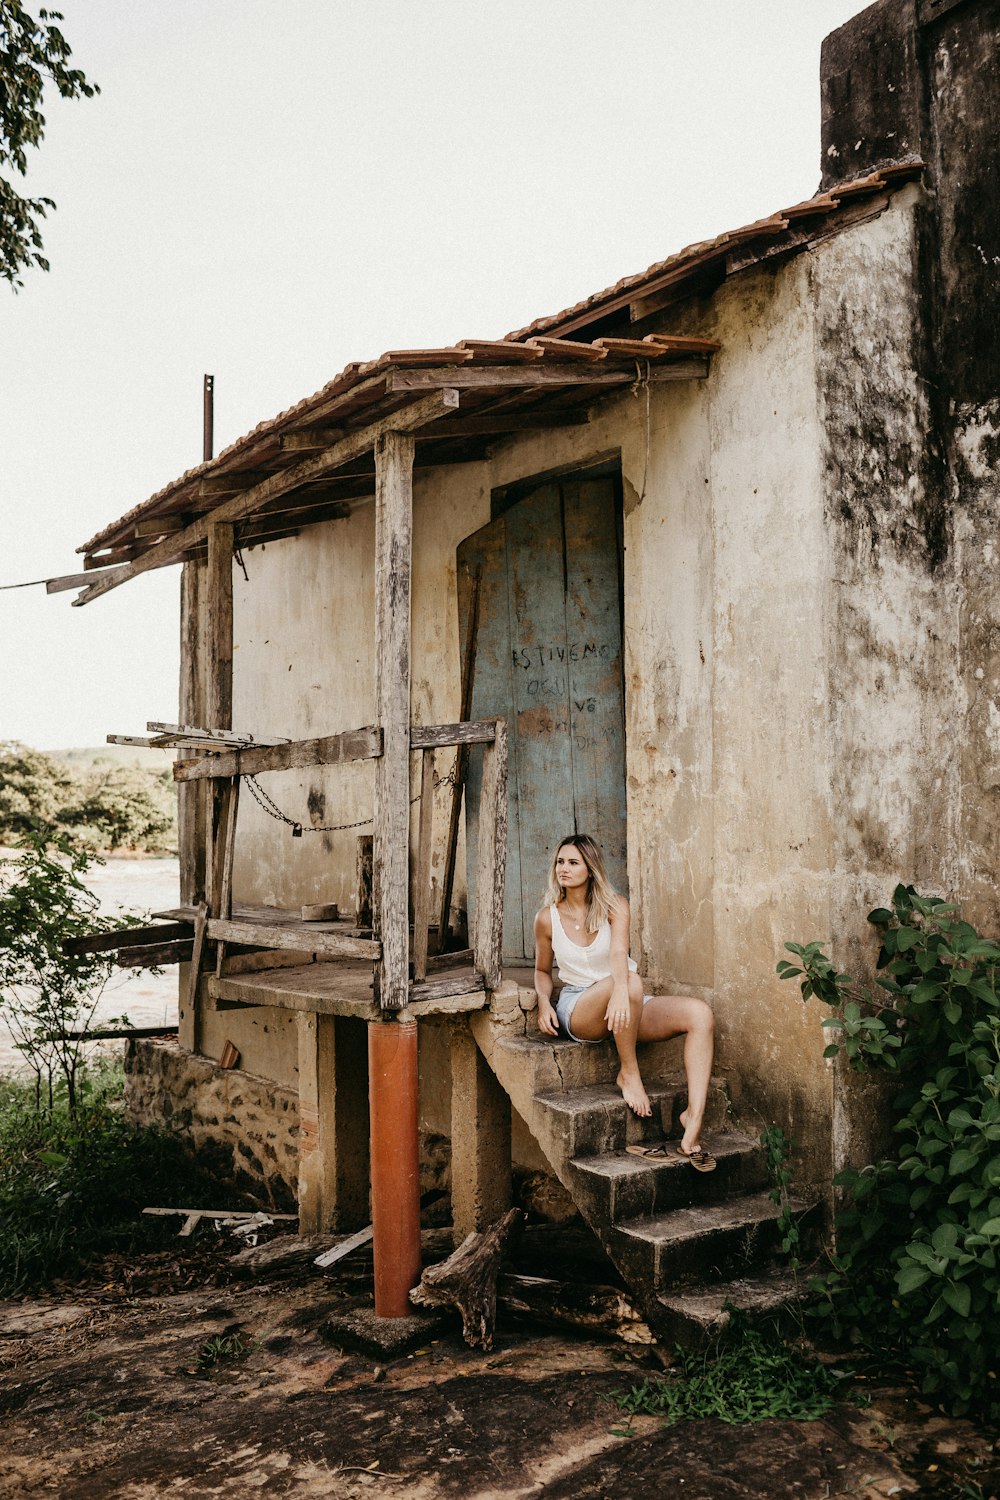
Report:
124,1039,299,1212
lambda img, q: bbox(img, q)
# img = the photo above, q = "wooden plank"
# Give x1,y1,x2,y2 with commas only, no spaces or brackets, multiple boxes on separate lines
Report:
183,902,210,1051
58,1024,178,1041
178,560,208,923
220,949,319,976
107,734,159,749
356,834,373,927
213,776,240,976
411,971,485,1003
435,569,482,955
135,515,188,536
280,428,345,451
430,412,590,436
206,918,379,960
425,947,475,972
411,749,436,982
206,521,234,731
474,718,508,989
387,361,710,392
372,430,415,1012
313,1223,374,1268
410,720,495,749
115,939,195,968
62,921,193,956
173,725,382,781
143,1207,298,1220
73,389,460,606
45,570,116,595
198,471,270,495
148,721,289,747
214,778,239,920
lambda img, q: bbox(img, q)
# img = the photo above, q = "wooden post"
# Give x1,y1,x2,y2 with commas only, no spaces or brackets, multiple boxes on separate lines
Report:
178,561,206,1052
474,719,508,989
297,1014,371,1233
372,431,414,1011
206,520,234,730
411,749,435,981
449,1022,512,1240
205,520,234,924
178,561,207,908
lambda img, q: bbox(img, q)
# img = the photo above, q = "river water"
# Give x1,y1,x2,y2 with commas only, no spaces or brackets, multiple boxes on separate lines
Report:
0,854,180,1075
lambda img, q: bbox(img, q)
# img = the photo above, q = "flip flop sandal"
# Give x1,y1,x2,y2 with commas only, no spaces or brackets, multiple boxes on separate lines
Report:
624,1141,672,1159
674,1145,717,1173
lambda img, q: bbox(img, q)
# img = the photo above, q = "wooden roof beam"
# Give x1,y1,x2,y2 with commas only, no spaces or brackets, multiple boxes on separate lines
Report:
280,428,346,452
72,388,460,607
387,360,710,392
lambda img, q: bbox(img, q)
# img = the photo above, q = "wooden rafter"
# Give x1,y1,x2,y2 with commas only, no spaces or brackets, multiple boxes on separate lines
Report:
72,388,460,607
387,359,710,392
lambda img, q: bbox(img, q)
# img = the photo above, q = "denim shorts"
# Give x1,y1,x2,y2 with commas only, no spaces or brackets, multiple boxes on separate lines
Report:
555,985,651,1043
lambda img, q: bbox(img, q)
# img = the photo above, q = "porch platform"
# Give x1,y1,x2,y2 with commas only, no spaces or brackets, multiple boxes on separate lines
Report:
207,960,487,1020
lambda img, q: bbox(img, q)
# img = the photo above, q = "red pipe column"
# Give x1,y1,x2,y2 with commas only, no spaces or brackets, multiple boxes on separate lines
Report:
368,1016,421,1317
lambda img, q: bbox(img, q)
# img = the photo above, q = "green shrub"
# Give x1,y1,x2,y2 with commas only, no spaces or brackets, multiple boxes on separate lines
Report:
0,1065,243,1295
779,885,1000,1420
609,1322,846,1428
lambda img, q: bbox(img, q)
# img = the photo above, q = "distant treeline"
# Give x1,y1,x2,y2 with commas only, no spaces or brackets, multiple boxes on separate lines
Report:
0,742,177,854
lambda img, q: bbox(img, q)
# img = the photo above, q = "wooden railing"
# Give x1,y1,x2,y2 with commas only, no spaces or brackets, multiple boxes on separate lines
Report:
172,716,509,1004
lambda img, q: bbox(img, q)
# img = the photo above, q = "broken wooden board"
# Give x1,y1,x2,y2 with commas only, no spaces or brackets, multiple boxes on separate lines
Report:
62,921,193,956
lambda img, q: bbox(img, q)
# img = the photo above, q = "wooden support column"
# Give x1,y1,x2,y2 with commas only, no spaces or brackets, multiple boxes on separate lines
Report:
474,718,509,990
297,1014,371,1234
205,520,234,916
449,1022,512,1240
372,431,414,1010
178,560,206,1051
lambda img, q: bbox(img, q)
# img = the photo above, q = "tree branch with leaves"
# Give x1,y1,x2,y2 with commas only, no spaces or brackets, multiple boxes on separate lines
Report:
1,3,98,288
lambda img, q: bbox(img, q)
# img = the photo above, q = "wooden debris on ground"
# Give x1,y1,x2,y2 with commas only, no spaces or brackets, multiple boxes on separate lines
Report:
142,1206,298,1238
409,1207,524,1350
218,1040,240,1069
497,1273,654,1345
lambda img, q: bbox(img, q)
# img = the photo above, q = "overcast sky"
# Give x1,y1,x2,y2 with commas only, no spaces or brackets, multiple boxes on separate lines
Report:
1,0,862,750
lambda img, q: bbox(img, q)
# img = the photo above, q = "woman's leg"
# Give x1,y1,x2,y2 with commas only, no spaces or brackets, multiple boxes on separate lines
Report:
637,996,714,1154
564,973,652,1117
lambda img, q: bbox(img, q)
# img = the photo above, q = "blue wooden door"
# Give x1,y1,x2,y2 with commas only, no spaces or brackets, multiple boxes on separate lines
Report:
459,475,627,962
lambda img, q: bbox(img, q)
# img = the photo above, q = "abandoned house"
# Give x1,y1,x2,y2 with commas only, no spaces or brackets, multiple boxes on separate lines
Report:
65,0,1000,1335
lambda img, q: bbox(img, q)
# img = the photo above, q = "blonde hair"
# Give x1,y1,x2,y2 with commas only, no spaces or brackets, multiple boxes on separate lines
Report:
544,833,619,934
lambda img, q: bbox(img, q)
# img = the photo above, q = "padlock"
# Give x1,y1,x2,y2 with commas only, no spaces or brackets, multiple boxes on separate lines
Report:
292,822,303,838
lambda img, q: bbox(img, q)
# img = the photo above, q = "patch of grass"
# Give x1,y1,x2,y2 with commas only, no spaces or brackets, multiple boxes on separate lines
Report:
196,1331,255,1371
0,1062,245,1295
609,1323,851,1429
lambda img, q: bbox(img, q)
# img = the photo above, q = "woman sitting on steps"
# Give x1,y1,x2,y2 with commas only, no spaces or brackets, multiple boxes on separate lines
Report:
533,833,716,1170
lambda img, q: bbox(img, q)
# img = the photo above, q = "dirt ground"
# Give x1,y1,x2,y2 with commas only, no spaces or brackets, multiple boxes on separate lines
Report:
0,1231,997,1500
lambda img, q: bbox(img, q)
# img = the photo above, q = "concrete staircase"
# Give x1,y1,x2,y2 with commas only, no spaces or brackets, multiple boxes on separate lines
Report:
471,989,819,1346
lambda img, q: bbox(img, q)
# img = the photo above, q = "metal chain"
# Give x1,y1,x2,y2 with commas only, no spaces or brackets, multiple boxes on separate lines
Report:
244,759,459,839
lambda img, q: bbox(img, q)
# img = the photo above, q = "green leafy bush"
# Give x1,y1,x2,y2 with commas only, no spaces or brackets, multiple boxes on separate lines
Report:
0,832,142,1109
779,886,1000,1419
609,1322,845,1427
0,1065,242,1295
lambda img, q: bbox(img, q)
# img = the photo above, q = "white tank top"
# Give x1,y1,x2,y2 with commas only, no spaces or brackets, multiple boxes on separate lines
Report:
549,903,638,989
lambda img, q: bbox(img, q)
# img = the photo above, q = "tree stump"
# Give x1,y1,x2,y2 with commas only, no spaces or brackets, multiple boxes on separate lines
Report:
409,1207,523,1349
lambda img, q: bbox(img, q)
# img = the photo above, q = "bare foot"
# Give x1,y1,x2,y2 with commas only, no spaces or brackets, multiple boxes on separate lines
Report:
678,1106,703,1155
616,1069,652,1118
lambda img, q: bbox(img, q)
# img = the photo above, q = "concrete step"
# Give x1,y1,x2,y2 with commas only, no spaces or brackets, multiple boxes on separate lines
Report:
533,1075,731,1162
489,1028,687,1099
656,1266,809,1349
566,1132,769,1229
612,1191,820,1291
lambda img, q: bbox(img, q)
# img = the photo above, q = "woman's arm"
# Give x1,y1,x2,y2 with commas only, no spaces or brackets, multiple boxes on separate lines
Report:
605,896,632,1034
533,907,558,1037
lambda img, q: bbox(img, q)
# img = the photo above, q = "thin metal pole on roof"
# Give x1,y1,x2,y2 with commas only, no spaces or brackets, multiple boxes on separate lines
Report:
203,374,214,463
